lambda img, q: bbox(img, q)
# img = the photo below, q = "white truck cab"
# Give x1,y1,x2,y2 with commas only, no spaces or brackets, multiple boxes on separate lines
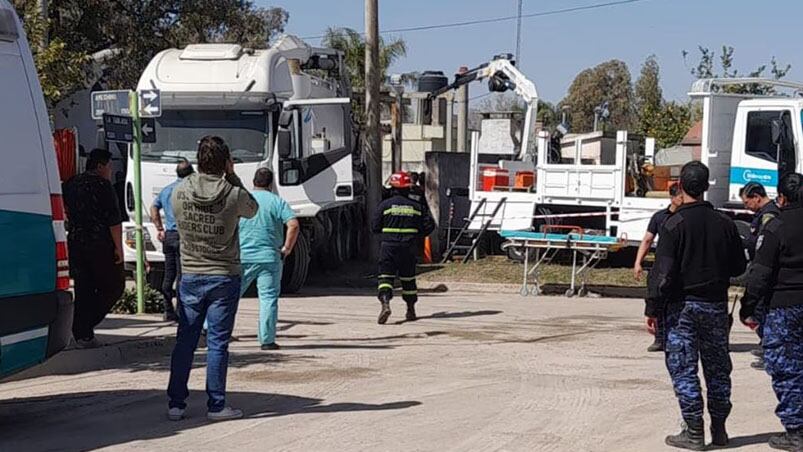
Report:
125,36,361,292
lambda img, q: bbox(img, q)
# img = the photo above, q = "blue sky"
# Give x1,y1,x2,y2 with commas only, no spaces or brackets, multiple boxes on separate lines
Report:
260,0,803,104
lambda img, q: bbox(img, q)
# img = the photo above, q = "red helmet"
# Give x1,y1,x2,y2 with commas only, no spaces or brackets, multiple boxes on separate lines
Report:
389,171,412,189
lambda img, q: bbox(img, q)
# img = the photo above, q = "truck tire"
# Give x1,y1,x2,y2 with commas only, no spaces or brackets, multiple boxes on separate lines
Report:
282,232,310,294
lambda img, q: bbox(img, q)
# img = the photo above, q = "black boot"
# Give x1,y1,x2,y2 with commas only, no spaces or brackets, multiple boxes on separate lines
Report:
405,302,417,321
665,420,706,451
769,429,803,451
710,418,729,447
647,338,664,352
377,299,391,325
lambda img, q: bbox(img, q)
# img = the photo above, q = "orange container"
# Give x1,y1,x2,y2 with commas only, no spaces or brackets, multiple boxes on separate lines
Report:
514,171,535,189
481,168,509,191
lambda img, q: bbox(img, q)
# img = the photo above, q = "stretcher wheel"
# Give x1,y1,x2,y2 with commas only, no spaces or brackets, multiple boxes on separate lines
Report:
564,288,575,298
520,287,529,297
577,286,588,297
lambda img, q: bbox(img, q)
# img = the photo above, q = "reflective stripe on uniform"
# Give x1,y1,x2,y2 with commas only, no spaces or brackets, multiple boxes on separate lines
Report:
402,290,417,295
382,228,418,234
383,206,421,216
399,276,416,281
378,283,394,290
378,274,396,279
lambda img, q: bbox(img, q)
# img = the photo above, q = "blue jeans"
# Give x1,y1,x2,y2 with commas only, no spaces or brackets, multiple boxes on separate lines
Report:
241,262,282,345
167,274,241,412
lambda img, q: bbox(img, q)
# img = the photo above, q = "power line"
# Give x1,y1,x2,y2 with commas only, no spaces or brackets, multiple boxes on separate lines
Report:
469,92,493,102
301,0,651,40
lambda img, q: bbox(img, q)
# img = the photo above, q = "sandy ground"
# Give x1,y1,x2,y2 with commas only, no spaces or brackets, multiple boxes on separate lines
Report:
0,288,783,451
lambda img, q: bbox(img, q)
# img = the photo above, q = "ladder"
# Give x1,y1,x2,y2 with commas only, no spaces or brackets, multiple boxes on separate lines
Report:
441,197,507,264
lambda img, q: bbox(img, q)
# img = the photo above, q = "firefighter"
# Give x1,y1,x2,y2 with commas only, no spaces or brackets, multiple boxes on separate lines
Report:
372,171,435,324
740,173,803,452
739,182,781,370
647,161,746,450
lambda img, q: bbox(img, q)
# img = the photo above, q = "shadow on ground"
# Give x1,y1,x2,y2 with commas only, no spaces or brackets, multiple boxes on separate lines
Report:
0,389,421,451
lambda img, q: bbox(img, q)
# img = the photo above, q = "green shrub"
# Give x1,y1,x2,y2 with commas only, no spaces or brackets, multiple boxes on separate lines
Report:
112,286,165,314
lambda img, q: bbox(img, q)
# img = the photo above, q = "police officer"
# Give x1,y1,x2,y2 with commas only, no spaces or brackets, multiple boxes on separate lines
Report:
647,161,746,450
740,172,803,452
372,171,435,324
739,181,781,370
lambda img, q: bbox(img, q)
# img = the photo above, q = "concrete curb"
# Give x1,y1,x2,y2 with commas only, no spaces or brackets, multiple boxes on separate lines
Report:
8,336,176,381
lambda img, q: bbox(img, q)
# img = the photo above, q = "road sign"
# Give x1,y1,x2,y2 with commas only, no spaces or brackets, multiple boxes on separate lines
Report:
103,114,134,143
139,89,161,118
91,90,132,120
141,118,156,143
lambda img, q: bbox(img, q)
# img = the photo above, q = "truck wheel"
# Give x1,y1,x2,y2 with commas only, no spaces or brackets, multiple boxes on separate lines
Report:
282,232,310,294
340,208,354,261
506,246,535,263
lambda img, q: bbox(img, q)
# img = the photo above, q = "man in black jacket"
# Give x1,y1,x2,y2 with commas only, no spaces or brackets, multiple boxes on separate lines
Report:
739,181,781,370
740,172,803,452
647,161,746,450
372,171,435,325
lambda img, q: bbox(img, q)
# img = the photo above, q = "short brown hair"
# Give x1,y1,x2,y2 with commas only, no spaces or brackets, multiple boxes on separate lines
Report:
253,168,274,188
197,136,230,175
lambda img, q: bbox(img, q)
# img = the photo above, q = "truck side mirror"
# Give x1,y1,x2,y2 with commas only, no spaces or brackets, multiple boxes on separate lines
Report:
771,118,784,146
278,109,294,128
277,129,292,159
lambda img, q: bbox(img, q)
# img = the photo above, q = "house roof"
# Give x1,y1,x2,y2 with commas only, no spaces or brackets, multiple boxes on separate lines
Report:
682,120,702,146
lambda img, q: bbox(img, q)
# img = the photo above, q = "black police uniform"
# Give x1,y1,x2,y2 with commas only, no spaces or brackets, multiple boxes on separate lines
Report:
645,206,673,347
647,201,746,441
745,201,781,358
372,192,435,305
741,204,803,443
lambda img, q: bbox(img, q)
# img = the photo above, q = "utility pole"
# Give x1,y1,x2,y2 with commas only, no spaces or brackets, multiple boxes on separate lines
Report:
37,0,48,49
455,66,469,152
515,0,523,64
364,0,382,261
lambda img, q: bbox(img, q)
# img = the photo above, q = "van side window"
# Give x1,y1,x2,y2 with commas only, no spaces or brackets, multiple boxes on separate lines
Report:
745,110,784,163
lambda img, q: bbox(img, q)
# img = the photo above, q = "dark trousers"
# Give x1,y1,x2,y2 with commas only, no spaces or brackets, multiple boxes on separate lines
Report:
664,299,733,423
69,240,125,340
377,242,418,304
162,230,181,314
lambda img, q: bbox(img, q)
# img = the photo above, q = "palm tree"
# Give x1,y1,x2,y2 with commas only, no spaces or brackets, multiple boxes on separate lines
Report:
322,27,407,90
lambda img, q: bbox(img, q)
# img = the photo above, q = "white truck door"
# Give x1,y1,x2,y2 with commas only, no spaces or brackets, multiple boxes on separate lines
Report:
274,98,354,217
730,107,794,200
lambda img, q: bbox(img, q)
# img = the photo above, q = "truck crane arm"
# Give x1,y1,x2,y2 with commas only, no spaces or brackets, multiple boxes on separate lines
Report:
429,54,539,160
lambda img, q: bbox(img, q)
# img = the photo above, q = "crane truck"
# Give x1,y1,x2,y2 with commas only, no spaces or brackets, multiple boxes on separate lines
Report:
122,35,364,293
436,56,803,260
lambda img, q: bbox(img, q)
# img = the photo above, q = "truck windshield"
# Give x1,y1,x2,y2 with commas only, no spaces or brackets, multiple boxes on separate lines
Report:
141,110,268,163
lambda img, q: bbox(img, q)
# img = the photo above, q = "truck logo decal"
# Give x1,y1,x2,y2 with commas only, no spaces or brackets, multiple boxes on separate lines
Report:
729,167,778,186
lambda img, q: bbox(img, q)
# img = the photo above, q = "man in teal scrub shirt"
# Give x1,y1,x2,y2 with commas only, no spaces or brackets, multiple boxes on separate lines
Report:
239,168,299,350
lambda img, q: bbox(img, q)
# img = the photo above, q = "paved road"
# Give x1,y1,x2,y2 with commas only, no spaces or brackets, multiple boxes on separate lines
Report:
0,289,782,451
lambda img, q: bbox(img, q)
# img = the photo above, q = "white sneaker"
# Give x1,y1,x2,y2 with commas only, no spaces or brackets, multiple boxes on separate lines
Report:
207,407,243,421
167,407,185,421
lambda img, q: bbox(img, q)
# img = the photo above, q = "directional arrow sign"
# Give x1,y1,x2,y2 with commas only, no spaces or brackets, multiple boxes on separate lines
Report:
141,118,156,144
92,90,131,120
139,89,162,118
103,114,134,143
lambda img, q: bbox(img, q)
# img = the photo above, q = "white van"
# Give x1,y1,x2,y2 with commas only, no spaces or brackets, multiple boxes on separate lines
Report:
0,0,72,378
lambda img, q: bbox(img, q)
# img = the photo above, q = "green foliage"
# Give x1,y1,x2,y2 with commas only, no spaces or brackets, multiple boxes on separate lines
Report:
560,59,634,133
12,0,91,107
640,101,692,149
683,45,791,95
322,27,406,128
14,0,288,107
634,55,662,120
112,286,165,315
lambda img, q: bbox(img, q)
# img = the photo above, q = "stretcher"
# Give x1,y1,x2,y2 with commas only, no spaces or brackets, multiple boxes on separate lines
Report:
500,226,625,298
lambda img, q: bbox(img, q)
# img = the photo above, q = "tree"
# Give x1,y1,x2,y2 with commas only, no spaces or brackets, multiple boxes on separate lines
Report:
560,60,634,133
13,0,288,107
12,0,90,108
634,55,662,122
322,27,406,91
683,45,791,94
